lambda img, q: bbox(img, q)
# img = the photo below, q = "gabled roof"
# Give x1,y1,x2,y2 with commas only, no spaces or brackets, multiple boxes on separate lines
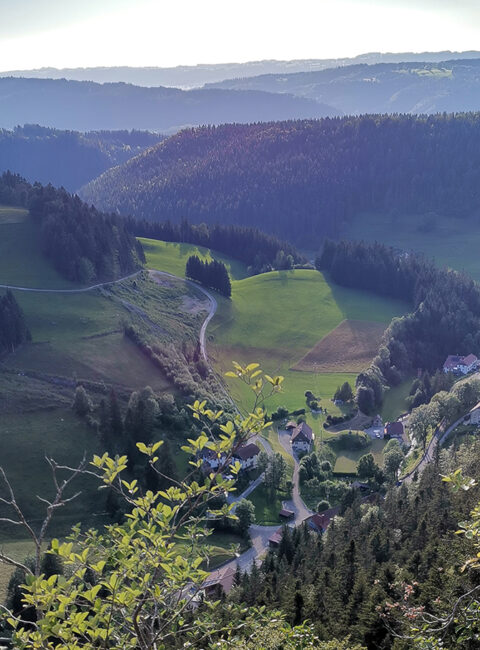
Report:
291,421,313,443
463,354,478,366
269,527,283,546
385,421,404,437
308,506,340,532
234,443,260,461
443,354,478,370
285,421,297,430
279,508,294,518
202,565,236,595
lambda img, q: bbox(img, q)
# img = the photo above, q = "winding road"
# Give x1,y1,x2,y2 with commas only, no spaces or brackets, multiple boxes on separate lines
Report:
3,265,311,575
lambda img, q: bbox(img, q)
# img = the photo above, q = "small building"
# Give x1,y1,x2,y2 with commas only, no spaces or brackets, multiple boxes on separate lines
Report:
291,421,314,453
384,421,404,439
233,443,260,470
351,481,370,491
269,527,283,548
279,508,294,519
202,565,237,599
307,506,340,534
285,421,297,431
443,354,479,375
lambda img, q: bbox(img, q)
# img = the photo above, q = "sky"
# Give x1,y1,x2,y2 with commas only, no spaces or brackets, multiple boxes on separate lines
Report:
0,0,480,70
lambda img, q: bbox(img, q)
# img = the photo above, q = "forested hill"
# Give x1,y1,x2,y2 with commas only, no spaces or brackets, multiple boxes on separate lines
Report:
0,77,338,132
0,125,165,192
0,172,144,283
207,58,480,115
80,114,480,246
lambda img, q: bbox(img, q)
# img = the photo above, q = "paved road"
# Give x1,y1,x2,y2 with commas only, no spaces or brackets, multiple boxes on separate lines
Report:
0,271,142,293
278,429,314,523
227,473,265,506
402,413,466,484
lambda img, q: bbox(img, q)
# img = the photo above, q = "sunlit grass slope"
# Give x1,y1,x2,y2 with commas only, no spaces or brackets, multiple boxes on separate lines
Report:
209,269,408,426
140,238,248,280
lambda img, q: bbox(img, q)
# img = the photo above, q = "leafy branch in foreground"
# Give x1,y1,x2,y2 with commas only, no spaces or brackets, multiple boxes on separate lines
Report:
0,362,341,649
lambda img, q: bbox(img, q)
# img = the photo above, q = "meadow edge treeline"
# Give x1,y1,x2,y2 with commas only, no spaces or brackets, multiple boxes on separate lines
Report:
317,240,480,412
128,218,304,274
81,114,480,246
0,172,144,283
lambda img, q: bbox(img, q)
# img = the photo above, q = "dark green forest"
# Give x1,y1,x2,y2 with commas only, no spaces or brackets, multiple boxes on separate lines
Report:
0,172,144,283
185,255,232,297
317,240,480,411
81,114,480,246
232,439,480,648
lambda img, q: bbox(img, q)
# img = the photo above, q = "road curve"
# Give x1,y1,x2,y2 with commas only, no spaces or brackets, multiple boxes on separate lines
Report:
0,271,142,293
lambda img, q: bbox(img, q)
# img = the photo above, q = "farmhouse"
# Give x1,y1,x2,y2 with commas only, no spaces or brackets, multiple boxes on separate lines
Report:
290,421,314,452
233,443,260,470
307,506,340,534
202,565,236,598
384,421,404,439
443,354,479,375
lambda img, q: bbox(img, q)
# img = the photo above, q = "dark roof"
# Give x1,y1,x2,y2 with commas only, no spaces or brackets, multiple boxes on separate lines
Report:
291,421,313,443
279,508,294,518
234,443,260,460
385,421,404,437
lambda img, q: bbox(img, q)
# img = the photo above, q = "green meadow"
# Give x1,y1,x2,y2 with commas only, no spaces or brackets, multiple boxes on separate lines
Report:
0,206,75,289
344,212,480,283
209,270,408,431
140,238,248,281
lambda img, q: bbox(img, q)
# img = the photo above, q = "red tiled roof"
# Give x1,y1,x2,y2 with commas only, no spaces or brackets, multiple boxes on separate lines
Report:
309,506,340,532
269,527,283,545
463,354,478,366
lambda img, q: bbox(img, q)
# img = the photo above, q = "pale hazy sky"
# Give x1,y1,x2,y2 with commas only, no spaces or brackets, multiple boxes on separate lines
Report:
0,0,479,70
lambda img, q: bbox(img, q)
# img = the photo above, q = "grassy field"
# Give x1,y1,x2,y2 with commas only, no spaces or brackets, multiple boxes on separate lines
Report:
292,319,386,373
0,206,75,289
210,269,408,434
380,378,413,422
140,238,248,280
246,484,288,525
344,211,480,283
332,438,387,474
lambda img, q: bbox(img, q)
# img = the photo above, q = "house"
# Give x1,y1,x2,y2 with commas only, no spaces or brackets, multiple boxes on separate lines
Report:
279,508,295,519
198,448,226,471
268,527,283,548
307,506,340,534
291,421,314,453
233,443,260,470
443,354,479,375
202,565,237,599
351,481,370,491
285,421,297,431
384,421,404,439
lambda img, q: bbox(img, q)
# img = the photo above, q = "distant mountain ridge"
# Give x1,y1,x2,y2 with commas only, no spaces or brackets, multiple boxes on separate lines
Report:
207,58,480,115
2,51,480,88
0,77,338,132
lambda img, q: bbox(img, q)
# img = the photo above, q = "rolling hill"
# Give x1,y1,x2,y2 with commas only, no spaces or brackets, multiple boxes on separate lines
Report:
0,125,165,192
3,52,480,88
80,115,480,254
207,58,480,115
0,77,338,132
